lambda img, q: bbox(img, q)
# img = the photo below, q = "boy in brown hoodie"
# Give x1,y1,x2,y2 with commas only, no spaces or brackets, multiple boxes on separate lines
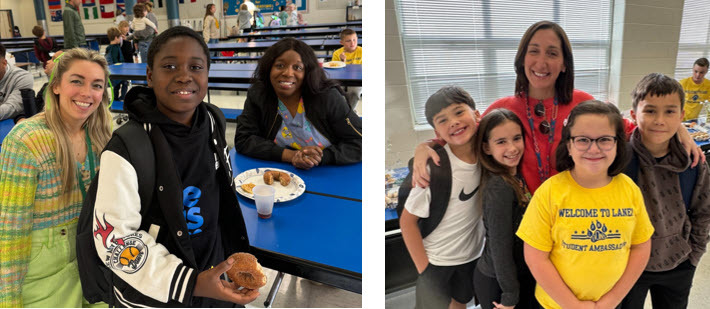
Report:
621,73,710,309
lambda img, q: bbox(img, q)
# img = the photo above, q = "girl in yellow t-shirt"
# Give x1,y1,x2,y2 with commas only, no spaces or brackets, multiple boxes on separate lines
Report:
516,100,654,309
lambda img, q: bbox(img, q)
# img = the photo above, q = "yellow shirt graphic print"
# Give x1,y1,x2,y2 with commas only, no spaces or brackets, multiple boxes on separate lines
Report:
680,77,710,120
516,171,654,309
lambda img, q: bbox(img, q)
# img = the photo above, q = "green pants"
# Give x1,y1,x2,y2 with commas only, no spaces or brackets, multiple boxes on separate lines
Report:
22,220,106,308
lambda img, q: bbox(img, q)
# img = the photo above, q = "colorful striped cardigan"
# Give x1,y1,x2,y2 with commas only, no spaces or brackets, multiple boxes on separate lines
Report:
0,116,99,307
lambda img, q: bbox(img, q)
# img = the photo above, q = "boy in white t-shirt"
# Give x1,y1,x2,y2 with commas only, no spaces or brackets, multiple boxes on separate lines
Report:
400,86,486,309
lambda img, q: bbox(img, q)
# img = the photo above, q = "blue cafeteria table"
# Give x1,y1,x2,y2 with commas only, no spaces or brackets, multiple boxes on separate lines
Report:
108,63,362,87
257,21,362,31
226,27,362,40
207,38,361,53
229,148,362,305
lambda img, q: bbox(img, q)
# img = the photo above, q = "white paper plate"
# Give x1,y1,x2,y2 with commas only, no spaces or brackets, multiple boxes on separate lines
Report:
323,61,346,69
234,167,306,202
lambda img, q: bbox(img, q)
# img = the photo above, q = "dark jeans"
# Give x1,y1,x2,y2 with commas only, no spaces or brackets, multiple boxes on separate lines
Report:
473,266,539,309
415,259,477,309
208,38,220,58
620,259,697,309
111,80,129,101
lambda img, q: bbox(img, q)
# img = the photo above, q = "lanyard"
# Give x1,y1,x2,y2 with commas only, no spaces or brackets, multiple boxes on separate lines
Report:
524,94,558,184
76,128,96,200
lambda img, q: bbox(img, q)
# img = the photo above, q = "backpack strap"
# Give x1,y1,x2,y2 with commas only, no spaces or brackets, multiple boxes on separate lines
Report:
626,146,696,211
418,145,451,239
626,148,640,183
679,163,698,212
395,144,452,239
114,120,155,216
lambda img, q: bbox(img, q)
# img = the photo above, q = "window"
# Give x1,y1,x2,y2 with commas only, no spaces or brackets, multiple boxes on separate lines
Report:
394,0,613,129
674,0,710,80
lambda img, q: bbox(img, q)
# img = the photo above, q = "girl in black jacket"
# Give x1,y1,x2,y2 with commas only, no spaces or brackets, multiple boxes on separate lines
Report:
235,38,362,169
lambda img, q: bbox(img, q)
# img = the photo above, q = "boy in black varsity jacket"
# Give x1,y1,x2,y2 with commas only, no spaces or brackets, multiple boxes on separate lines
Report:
89,26,258,307
399,86,486,309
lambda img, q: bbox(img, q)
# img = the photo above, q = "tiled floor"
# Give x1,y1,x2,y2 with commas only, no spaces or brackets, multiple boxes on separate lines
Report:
28,63,363,308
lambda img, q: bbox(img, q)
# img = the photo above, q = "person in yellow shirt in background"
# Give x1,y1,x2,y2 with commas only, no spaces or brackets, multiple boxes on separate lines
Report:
332,28,362,109
680,57,710,121
333,28,362,64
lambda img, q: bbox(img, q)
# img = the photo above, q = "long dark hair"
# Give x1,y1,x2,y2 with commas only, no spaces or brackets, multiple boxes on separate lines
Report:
555,100,630,176
253,37,340,98
205,3,215,18
474,108,528,205
514,20,575,104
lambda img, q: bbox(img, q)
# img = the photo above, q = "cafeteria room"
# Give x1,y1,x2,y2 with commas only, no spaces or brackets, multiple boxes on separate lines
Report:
385,0,710,308
0,0,362,308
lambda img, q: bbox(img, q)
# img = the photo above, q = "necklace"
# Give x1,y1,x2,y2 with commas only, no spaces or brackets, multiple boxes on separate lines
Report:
516,174,532,204
525,94,558,184
75,128,96,200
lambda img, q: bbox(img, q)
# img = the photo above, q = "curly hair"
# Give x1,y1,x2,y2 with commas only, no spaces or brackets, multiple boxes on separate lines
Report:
147,26,211,70
253,37,340,98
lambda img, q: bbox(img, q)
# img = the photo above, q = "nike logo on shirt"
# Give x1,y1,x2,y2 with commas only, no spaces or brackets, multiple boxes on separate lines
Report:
459,186,479,202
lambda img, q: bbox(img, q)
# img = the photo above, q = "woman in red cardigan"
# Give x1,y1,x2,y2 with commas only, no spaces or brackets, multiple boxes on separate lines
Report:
410,20,704,194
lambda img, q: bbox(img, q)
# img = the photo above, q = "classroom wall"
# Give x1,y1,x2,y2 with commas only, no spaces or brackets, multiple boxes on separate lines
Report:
8,0,353,38
0,0,38,38
385,0,688,170
384,0,434,169
608,0,684,111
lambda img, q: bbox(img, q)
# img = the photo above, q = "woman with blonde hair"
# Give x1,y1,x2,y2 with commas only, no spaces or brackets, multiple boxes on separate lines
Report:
0,48,112,307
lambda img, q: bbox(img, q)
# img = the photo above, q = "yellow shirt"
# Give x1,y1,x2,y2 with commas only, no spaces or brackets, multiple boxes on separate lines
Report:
680,77,710,120
516,171,654,309
332,46,362,65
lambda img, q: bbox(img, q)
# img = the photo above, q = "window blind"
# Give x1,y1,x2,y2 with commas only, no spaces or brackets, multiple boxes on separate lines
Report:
394,0,613,129
674,0,710,80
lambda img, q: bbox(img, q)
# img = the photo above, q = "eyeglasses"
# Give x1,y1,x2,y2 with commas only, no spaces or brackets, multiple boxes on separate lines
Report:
534,100,551,134
570,135,617,151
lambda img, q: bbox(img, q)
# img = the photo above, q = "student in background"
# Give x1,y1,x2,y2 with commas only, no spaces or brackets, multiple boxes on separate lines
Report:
12,26,21,37
130,3,157,63
0,48,112,307
279,6,289,26
269,14,281,27
32,25,57,70
332,28,362,109
287,3,298,26
237,3,253,41
105,27,128,101
0,43,35,121
203,3,220,57
234,38,361,169
144,1,158,32
14,50,64,123
620,73,710,309
680,58,710,121
400,86,485,309
333,28,361,65
86,26,258,307
517,100,654,309
472,108,538,309
117,21,136,63
63,0,87,49
244,0,257,28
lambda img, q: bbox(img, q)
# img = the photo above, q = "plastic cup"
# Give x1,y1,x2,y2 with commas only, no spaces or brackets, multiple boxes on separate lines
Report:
318,58,324,67
253,185,276,219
